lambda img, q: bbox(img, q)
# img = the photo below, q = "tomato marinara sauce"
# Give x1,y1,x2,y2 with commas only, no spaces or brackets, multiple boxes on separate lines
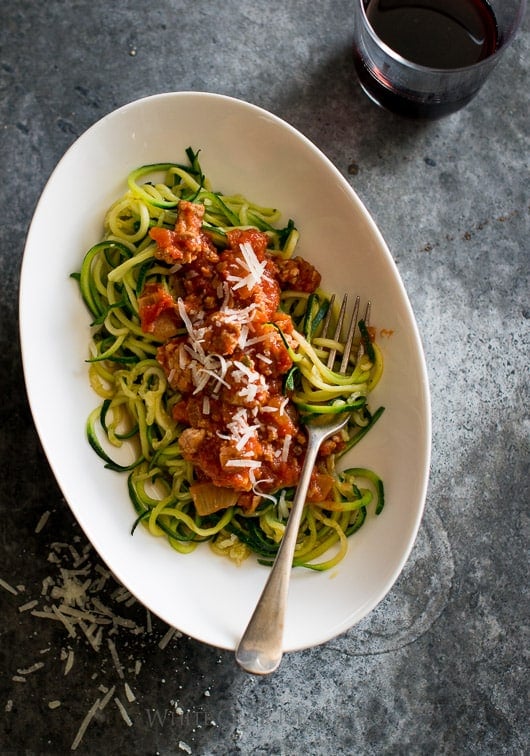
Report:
138,200,340,514
77,152,385,568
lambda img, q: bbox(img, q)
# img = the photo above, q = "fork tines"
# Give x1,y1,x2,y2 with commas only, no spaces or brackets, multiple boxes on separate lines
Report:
322,294,371,373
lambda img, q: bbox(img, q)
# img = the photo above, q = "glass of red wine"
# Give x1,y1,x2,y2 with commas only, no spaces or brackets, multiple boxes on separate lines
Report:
352,0,527,119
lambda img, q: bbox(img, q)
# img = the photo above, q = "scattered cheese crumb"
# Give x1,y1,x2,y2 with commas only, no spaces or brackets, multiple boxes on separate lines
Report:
158,625,177,650
50,606,77,638
179,742,192,754
107,638,125,679
0,577,18,596
64,649,75,676
35,510,51,533
18,599,39,613
99,685,116,711
17,662,45,675
114,696,133,726
5,530,194,749
124,681,136,703
41,576,54,596
71,697,101,751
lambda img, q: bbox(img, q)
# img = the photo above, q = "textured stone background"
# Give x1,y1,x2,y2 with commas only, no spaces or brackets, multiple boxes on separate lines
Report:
1,1,528,754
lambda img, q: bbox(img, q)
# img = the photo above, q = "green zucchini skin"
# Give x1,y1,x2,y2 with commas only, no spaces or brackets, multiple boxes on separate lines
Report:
74,149,386,569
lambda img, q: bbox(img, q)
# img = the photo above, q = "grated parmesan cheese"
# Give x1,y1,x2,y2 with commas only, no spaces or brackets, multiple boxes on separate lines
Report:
35,510,51,533
5,531,193,751
281,434,292,462
71,697,101,751
228,241,267,291
245,332,269,346
158,625,177,650
0,577,18,596
178,298,205,357
278,489,289,520
249,472,276,505
224,459,261,468
238,324,249,349
64,649,75,676
114,696,133,727
124,681,136,703
41,576,54,595
18,599,39,613
17,662,44,675
107,637,125,679
98,685,116,711
216,407,261,452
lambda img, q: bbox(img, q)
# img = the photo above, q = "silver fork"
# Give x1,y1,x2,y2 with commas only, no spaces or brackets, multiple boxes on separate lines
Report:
235,294,370,675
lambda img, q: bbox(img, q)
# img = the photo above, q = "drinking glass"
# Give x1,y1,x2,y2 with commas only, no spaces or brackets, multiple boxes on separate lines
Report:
352,0,527,119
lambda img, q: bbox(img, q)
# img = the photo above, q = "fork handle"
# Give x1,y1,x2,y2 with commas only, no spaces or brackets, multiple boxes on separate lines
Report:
234,431,323,675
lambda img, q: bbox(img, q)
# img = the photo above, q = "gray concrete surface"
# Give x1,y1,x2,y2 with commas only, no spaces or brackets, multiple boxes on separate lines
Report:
1,1,528,753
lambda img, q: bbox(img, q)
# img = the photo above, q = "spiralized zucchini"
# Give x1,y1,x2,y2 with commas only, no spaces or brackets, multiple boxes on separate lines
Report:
73,148,385,570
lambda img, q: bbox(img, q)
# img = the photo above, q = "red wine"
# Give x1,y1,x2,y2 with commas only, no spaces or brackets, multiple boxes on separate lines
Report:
354,0,499,118
366,0,498,68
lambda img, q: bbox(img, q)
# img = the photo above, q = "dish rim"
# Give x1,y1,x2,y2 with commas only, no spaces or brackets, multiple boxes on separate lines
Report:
19,91,432,651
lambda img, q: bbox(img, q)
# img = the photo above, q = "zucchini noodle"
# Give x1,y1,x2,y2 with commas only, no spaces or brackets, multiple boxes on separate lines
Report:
73,147,385,570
